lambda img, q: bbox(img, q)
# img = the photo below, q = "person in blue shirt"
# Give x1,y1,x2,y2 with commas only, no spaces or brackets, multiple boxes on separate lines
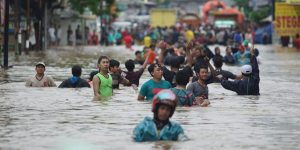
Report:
133,89,187,142
233,46,251,65
138,63,172,101
58,65,90,88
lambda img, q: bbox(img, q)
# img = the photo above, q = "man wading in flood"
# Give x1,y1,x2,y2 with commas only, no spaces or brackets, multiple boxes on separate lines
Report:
218,45,260,95
92,56,113,100
25,62,56,87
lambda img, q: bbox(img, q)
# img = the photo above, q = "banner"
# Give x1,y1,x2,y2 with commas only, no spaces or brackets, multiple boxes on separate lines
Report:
287,0,300,5
275,2,300,36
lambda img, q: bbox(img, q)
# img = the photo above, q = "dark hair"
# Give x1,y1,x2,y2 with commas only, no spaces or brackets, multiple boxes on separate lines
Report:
97,56,109,64
176,70,190,86
89,71,98,81
72,65,82,77
254,48,259,57
135,51,141,56
125,59,135,71
182,66,193,77
143,46,149,50
150,44,155,49
167,48,175,54
148,63,161,76
213,56,223,68
109,59,120,68
169,57,181,68
194,63,208,73
214,46,220,53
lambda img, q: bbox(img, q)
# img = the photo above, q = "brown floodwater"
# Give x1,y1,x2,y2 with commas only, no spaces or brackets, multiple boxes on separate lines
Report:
0,45,300,150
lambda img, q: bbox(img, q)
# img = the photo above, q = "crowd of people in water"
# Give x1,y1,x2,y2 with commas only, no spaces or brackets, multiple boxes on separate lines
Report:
25,24,261,141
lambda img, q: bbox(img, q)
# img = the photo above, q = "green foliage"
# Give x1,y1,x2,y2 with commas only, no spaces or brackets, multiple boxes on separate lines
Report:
248,6,272,22
69,0,115,15
233,0,272,22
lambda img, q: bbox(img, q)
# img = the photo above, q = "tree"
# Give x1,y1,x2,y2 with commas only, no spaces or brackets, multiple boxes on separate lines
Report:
233,0,272,22
248,6,272,22
69,0,116,16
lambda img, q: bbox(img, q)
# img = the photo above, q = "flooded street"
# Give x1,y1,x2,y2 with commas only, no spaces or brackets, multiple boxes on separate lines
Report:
0,45,300,150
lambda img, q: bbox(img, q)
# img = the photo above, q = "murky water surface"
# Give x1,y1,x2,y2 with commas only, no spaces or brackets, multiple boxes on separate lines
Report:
0,45,300,150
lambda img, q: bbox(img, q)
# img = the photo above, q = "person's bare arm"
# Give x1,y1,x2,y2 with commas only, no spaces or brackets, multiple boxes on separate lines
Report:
195,97,210,107
122,77,130,86
185,42,194,66
48,76,57,87
25,77,32,87
92,75,101,100
142,54,150,70
205,56,217,77
137,94,145,101
158,41,168,67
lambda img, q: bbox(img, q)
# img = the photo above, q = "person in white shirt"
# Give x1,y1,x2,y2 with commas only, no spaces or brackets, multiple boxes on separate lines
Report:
25,62,56,87
56,25,62,46
48,25,56,46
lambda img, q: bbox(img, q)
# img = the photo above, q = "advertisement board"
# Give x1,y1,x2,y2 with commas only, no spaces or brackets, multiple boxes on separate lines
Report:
275,2,300,36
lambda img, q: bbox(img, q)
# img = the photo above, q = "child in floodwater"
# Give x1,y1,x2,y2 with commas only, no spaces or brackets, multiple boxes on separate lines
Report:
133,89,188,142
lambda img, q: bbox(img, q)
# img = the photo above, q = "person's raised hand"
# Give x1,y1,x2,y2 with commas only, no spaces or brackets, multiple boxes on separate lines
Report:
158,41,168,53
158,41,167,49
186,41,194,50
250,44,255,56
204,56,210,63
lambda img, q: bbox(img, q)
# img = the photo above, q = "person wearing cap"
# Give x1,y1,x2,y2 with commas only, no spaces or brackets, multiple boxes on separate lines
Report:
25,62,56,87
58,65,90,88
219,46,260,95
133,89,187,142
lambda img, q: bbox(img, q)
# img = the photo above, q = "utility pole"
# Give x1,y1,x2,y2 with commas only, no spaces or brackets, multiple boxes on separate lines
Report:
3,0,9,69
44,0,47,50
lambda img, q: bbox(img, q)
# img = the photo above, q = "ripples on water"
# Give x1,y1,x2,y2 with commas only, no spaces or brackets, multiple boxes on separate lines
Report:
0,45,300,150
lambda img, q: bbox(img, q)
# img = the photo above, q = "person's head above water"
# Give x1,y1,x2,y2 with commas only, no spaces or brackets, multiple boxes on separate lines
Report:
97,56,109,72
148,63,163,79
125,59,135,72
194,64,208,81
72,65,82,77
109,59,120,73
152,89,177,121
35,62,46,76
213,56,223,69
176,70,190,86
241,65,252,76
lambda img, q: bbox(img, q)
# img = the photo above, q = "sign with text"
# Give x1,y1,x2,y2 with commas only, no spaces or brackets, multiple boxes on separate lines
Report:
275,2,300,36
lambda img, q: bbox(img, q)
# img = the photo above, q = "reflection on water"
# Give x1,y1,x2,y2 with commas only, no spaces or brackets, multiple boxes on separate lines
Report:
0,45,300,150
